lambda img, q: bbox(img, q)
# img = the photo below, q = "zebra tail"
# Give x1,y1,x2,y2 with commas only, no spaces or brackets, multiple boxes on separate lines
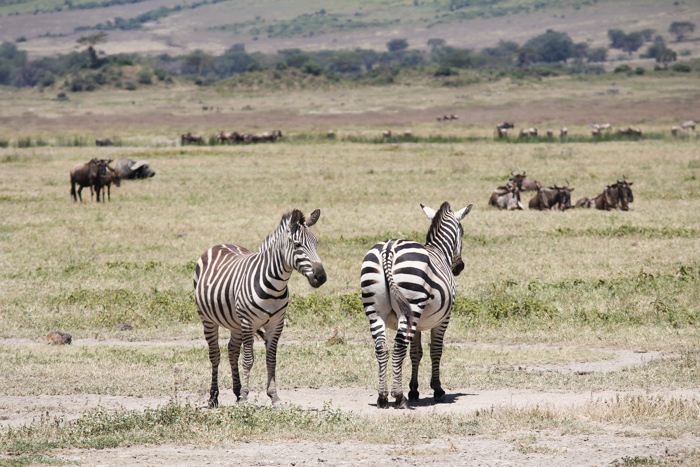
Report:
382,248,414,332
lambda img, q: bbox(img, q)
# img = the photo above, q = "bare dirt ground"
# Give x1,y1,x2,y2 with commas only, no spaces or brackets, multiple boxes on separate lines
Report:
3,337,697,466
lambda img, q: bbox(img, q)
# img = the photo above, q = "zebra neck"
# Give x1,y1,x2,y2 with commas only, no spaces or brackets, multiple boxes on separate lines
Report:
425,237,454,267
259,239,294,284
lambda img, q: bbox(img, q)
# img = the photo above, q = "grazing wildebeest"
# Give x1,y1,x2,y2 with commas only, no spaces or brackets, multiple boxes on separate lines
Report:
681,120,695,131
95,137,113,146
546,129,554,137
327,130,336,138
509,171,539,192
217,132,232,144
619,127,642,137
497,122,515,130
99,166,121,202
560,127,568,138
114,158,156,179
497,127,509,138
574,196,595,208
496,122,514,139
403,130,412,137
181,133,204,145
519,128,538,138
529,182,574,210
595,179,634,211
671,126,681,136
382,130,392,138
488,184,523,210
70,158,111,203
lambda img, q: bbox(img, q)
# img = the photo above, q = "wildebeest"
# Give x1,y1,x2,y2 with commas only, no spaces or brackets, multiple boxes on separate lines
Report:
70,158,111,203
217,132,232,144
114,158,156,179
671,126,681,136
99,165,121,202
681,120,695,130
488,183,523,210
382,130,392,138
594,179,634,211
519,128,538,138
546,129,554,137
619,127,642,137
509,171,540,192
95,137,113,146
327,130,336,139
529,182,574,211
496,122,514,139
402,130,412,137
573,196,595,208
497,122,515,130
590,123,611,131
560,127,568,138
181,133,204,145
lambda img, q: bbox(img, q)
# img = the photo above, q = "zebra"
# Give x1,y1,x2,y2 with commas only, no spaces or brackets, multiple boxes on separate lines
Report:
193,208,327,408
360,202,473,409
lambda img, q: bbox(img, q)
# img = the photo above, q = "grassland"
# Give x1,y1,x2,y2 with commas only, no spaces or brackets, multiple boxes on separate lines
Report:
1,74,700,465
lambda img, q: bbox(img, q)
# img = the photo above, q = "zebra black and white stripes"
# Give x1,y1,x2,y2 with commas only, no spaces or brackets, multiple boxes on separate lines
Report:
361,202,472,408
193,209,326,407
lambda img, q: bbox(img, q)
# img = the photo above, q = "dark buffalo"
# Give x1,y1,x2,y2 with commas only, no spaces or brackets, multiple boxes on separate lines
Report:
114,158,156,179
70,158,111,203
595,179,634,211
95,138,113,146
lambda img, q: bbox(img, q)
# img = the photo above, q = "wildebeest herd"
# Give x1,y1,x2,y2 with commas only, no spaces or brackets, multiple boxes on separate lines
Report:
495,120,696,139
181,130,282,145
70,157,155,203
489,171,634,211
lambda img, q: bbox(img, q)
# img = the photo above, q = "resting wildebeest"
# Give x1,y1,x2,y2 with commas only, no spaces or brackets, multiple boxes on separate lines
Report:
95,138,113,146
529,182,574,211
99,166,121,202
114,158,156,179
181,133,204,145
488,183,524,210
594,179,634,211
573,197,595,208
70,158,111,203
509,171,540,192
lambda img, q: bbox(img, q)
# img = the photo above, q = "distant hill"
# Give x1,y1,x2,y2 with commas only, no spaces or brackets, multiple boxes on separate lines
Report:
0,0,698,61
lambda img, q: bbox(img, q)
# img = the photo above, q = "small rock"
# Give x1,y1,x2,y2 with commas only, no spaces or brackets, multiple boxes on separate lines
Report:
116,322,133,331
47,331,72,345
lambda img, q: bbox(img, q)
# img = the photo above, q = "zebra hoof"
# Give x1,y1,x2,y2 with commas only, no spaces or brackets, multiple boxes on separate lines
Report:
434,389,445,403
208,398,219,408
408,390,420,401
394,395,408,409
377,394,389,409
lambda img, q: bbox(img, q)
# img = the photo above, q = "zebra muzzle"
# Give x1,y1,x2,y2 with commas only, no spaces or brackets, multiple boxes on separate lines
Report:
307,262,327,288
452,258,465,276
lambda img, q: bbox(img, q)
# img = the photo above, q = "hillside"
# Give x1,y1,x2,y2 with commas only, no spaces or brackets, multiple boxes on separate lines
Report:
1,0,699,63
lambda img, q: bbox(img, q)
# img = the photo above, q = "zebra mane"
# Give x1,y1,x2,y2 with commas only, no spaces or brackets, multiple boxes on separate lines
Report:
425,201,451,245
258,210,305,252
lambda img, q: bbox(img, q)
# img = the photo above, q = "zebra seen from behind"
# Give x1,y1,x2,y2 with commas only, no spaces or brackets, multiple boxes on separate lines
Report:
361,201,473,409
193,209,327,408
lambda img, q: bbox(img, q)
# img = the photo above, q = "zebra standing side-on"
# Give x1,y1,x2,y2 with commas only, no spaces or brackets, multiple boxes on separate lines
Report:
193,209,327,407
361,202,473,409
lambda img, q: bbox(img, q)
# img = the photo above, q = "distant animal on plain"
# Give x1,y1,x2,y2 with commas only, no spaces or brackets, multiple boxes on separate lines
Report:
95,138,113,146
114,158,156,179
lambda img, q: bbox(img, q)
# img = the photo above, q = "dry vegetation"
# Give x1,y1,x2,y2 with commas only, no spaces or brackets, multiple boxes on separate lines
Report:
0,75,699,465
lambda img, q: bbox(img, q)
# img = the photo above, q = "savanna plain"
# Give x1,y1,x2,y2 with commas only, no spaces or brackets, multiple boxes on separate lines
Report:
1,75,700,466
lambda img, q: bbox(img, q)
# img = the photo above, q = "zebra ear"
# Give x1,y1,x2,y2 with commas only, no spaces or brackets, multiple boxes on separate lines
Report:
420,203,437,220
306,209,321,227
289,209,303,232
454,204,473,221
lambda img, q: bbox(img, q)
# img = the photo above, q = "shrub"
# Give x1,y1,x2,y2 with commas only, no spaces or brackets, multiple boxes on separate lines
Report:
671,63,691,72
153,68,168,81
434,64,458,76
137,67,152,84
301,61,323,76
634,67,645,75
123,80,137,90
614,64,632,73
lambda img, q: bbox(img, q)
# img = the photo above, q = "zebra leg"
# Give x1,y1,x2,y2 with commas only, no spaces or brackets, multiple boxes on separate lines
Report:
366,310,390,408
203,321,220,408
430,322,449,402
391,316,411,409
408,331,422,401
264,319,285,406
238,319,255,403
227,331,242,401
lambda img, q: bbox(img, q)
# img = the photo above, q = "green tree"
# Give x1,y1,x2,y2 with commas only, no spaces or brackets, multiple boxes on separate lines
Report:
516,47,538,67
639,28,655,41
427,38,446,51
586,46,607,62
608,29,626,48
386,38,409,52
669,21,695,42
524,30,574,62
76,32,107,68
621,31,644,55
656,48,677,68
572,42,589,59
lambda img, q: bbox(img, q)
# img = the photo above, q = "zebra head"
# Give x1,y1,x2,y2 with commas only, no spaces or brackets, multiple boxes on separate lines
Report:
287,208,327,288
421,202,473,276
